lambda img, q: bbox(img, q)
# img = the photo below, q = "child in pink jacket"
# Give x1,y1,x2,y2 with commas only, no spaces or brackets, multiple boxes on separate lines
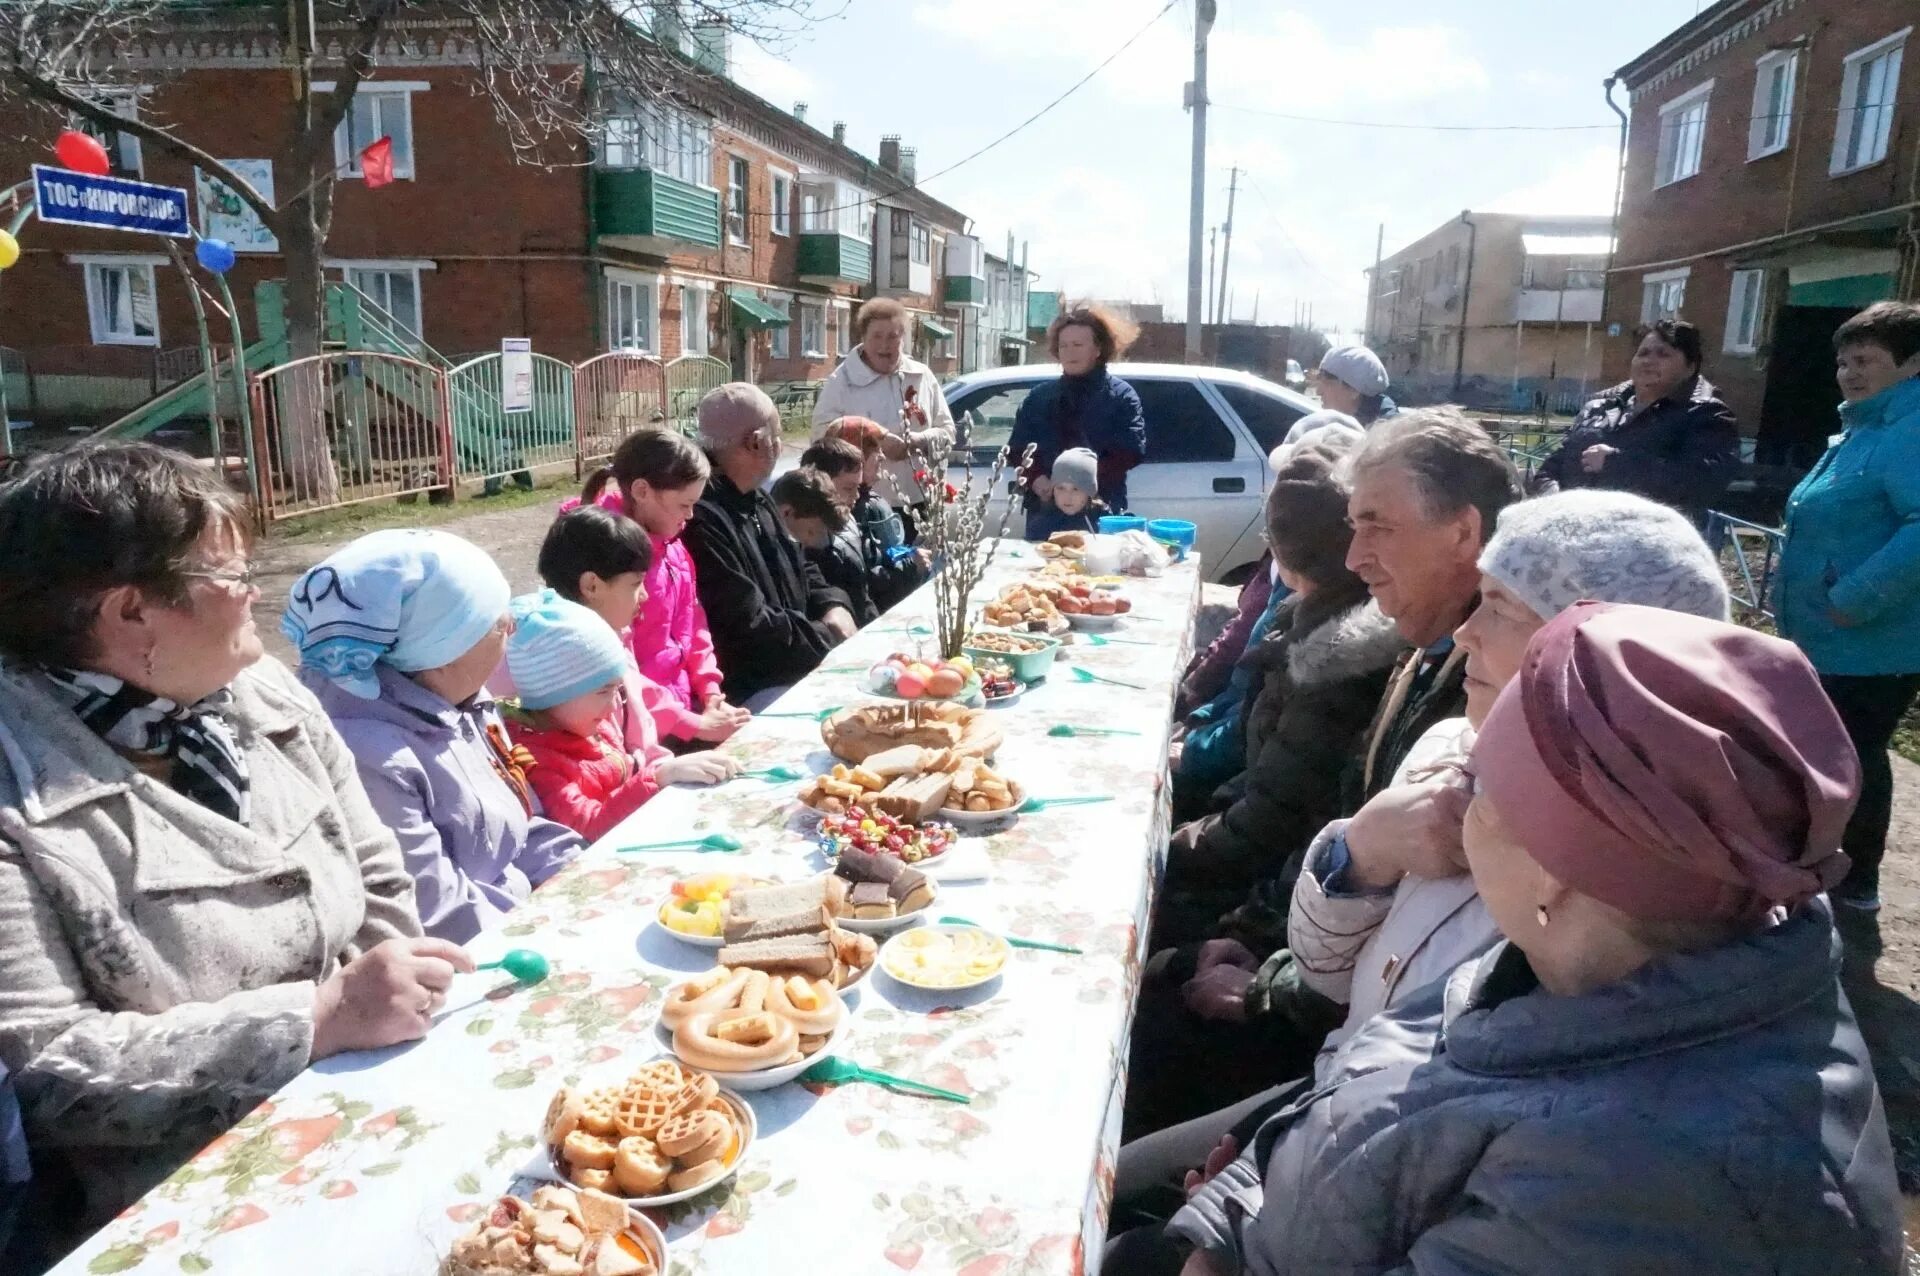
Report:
567,430,749,745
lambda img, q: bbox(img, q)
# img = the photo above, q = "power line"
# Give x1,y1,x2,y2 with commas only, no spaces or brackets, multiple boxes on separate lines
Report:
1213,102,1615,133
1241,177,1340,293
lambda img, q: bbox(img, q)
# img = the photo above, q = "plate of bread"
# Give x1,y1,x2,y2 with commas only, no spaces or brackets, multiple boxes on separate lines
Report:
821,701,1003,765
800,744,1020,828
682,876,880,988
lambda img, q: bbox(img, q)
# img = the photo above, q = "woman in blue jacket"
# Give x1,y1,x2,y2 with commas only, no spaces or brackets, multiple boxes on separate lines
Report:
1778,301,1920,911
1008,302,1148,537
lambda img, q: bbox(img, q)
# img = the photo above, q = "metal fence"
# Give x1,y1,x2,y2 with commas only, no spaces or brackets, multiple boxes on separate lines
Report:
250,352,453,523
1705,510,1784,620
448,351,578,487
664,354,729,436
575,351,667,467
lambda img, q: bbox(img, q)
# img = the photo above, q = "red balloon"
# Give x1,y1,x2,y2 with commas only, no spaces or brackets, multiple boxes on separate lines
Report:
54,129,111,177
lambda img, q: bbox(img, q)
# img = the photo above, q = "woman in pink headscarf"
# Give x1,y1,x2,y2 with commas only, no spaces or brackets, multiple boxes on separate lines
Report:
1153,603,1902,1276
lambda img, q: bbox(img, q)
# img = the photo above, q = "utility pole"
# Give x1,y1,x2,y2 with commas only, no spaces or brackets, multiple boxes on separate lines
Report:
1214,165,1239,326
1367,222,1384,347
1206,226,1218,328
1185,0,1217,361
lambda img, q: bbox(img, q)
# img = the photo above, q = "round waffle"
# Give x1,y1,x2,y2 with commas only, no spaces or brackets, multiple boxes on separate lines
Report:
654,1108,729,1160
665,1070,719,1120
611,1073,682,1140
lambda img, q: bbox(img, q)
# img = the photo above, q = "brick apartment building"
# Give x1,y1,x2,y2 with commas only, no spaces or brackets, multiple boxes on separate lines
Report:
1607,0,1916,465
0,12,1003,427
1366,212,1613,412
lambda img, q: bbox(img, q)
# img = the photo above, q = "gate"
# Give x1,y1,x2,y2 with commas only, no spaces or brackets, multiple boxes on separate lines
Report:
575,351,667,467
664,354,728,437
250,352,452,522
448,351,578,486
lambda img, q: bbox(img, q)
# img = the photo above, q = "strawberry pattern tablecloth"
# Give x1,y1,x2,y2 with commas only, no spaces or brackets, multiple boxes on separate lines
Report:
54,543,1199,1276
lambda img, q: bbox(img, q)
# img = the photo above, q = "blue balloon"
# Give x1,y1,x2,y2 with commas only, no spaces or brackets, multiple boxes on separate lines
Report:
195,238,236,274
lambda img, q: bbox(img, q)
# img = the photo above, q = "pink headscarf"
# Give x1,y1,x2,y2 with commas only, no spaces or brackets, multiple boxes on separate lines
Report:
1472,601,1859,923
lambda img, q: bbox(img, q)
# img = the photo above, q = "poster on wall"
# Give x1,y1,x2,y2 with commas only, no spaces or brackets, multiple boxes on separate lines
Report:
501,338,534,414
195,160,278,252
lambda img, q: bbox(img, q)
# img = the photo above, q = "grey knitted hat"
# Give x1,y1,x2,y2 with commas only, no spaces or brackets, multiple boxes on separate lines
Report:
1051,447,1099,494
1479,490,1730,622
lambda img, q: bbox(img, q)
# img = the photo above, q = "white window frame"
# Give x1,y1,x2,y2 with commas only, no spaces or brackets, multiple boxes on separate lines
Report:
799,300,825,359
1654,80,1713,188
680,283,709,356
1640,267,1690,324
1724,269,1767,354
604,267,659,353
768,292,792,359
1831,29,1908,176
769,167,793,237
833,301,851,356
1748,50,1797,160
75,254,163,347
726,153,750,245
322,81,427,182
72,88,145,179
330,258,432,337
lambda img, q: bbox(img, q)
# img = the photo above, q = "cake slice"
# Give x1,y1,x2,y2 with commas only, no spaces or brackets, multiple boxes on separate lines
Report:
889,865,936,915
849,882,896,919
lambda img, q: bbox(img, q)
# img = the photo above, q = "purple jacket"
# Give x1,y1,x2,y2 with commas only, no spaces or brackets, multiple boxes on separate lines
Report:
303,663,584,942
1178,555,1274,718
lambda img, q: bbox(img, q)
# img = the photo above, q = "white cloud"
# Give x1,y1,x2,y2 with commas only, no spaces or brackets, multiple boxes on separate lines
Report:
1482,143,1621,216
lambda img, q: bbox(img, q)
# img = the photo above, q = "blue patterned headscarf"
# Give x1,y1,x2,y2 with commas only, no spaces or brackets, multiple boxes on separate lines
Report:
281,529,511,700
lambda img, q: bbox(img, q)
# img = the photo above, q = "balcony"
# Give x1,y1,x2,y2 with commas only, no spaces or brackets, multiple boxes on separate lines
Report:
945,274,986,305
1515,288,1604,324
798,232,873,286
594,169,722,253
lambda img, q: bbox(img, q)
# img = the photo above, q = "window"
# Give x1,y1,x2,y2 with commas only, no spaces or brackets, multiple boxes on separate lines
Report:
1725,269,1767,354
1654,82,1712,187
1833,29,1907,174
74,90,143,178
342,264,424,336
834,304,851,356
727,155,749,244
800,179,871,237
770,170,792,236
769,294,792,358
1640,268,1689,323
334,85,420,180
599,99,712,184
1215,383,1306,457
1132,380,1236,463
800,301,825,358
1566,266,1607,289
911,223,931,266
605,270,657,352
681,284,709,356
1749,50,1797,159
946,382,1038,458
81,258,159,346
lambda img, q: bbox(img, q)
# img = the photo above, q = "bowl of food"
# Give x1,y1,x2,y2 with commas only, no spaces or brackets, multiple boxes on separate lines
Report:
543,1061,755,1207
657,966,849,1091
443,1185,668,1276
976,659,1023,706
654,873,771,948
879,924,1011,992
962,628,1062,683
936,760,1023,830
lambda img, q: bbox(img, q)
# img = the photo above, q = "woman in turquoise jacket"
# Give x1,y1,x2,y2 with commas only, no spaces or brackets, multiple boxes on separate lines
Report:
1778,301,1920,910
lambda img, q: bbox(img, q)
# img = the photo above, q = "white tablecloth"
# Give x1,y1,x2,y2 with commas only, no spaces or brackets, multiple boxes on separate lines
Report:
55,544,1199,1276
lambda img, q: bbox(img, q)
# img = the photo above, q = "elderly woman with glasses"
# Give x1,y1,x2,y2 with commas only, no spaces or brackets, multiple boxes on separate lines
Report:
0,444,462,1268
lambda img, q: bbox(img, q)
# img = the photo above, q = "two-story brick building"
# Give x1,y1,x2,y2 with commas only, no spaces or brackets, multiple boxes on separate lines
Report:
0,11,988,428
1607,0,1916,464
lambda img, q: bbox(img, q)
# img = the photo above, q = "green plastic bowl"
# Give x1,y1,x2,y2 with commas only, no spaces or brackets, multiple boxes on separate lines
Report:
963,629,1064,682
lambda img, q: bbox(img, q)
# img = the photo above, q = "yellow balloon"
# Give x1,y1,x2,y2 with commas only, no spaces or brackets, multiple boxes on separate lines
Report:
0,230,18,270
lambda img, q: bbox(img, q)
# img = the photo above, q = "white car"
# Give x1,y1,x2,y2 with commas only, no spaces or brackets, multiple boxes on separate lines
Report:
940,363,1319,583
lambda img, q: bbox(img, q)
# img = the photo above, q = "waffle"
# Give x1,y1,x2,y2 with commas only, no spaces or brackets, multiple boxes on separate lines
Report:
611,1072,682,1140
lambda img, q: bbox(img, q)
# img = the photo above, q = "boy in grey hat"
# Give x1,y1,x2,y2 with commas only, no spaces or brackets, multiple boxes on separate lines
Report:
1026,446,1108,540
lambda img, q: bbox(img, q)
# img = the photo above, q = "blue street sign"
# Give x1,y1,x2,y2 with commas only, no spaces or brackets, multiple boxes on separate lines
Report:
32,164,191,238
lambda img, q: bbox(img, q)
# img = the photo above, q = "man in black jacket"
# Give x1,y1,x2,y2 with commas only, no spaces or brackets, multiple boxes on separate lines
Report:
683,384,855,709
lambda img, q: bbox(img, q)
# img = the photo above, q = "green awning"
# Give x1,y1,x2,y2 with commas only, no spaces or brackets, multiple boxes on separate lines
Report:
728,288,790,329
917,316,955,340
1786,273,1895,308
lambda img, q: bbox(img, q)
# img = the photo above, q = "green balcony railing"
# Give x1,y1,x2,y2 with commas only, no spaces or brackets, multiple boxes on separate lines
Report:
595,168,722,250
798,231,873,284
944,274,986,305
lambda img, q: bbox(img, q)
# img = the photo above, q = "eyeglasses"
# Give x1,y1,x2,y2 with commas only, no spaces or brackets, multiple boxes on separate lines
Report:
183,564,259,590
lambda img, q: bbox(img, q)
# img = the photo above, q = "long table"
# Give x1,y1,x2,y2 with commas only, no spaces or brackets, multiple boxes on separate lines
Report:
55,545,1199,1276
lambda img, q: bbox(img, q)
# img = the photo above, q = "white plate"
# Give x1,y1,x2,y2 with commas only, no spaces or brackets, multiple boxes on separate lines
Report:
651,917,726,949
918,841,992,883
979,682,1025,708
833,891,936,935
937,803,1021,832
544,1082,756,1208
1064,611,1124,631
658,1010,850,1091
878,925,1011,992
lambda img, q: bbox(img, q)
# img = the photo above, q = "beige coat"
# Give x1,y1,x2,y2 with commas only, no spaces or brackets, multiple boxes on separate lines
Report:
0,655,419,1237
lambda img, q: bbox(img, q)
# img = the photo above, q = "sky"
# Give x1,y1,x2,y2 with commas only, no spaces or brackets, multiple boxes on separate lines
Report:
728,0,1708,338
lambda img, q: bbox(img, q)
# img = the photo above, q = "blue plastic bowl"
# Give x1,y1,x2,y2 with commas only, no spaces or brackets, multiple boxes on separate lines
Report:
1147,519,1197,550
1098,515,1146,535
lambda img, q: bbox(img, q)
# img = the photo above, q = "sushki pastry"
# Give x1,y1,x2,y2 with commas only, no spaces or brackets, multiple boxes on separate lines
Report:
442,1185,655,1275
660,966,846,1072
543,1061,745,1201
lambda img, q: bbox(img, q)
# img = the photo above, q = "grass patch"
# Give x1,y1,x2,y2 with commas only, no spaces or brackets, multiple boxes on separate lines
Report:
263,475,569,547
1895,711,1920,767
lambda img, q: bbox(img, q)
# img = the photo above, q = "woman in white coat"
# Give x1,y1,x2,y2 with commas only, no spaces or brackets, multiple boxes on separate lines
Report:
810,297,955,508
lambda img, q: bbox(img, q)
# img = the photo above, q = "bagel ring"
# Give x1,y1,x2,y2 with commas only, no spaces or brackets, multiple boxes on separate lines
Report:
660,967,751,1030
764,975,845,1036
673,1010,799,1073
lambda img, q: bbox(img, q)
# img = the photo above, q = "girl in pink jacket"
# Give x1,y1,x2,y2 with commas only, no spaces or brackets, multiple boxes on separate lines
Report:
566,431,749,744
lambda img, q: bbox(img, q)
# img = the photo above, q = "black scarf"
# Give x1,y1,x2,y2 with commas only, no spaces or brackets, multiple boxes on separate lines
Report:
40,667,251,825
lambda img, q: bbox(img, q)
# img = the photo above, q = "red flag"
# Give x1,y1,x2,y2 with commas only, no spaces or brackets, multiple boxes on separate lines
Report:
358,136,394,189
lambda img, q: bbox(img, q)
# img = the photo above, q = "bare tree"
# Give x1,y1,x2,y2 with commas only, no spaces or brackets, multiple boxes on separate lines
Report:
0,0,821,497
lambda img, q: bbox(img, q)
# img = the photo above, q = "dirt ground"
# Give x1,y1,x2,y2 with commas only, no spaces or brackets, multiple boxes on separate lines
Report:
250,505,1920,1247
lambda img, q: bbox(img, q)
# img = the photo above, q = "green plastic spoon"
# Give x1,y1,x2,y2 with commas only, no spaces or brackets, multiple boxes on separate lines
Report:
1069,666,1146,691
758,705,843,721
739,764,808,781
1079,633,1157,648
800,1057,970,1103
1019,794,1115,814
475,948,550,983
937,916,1083,955
1046,724,1143,738
615,833,744,854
